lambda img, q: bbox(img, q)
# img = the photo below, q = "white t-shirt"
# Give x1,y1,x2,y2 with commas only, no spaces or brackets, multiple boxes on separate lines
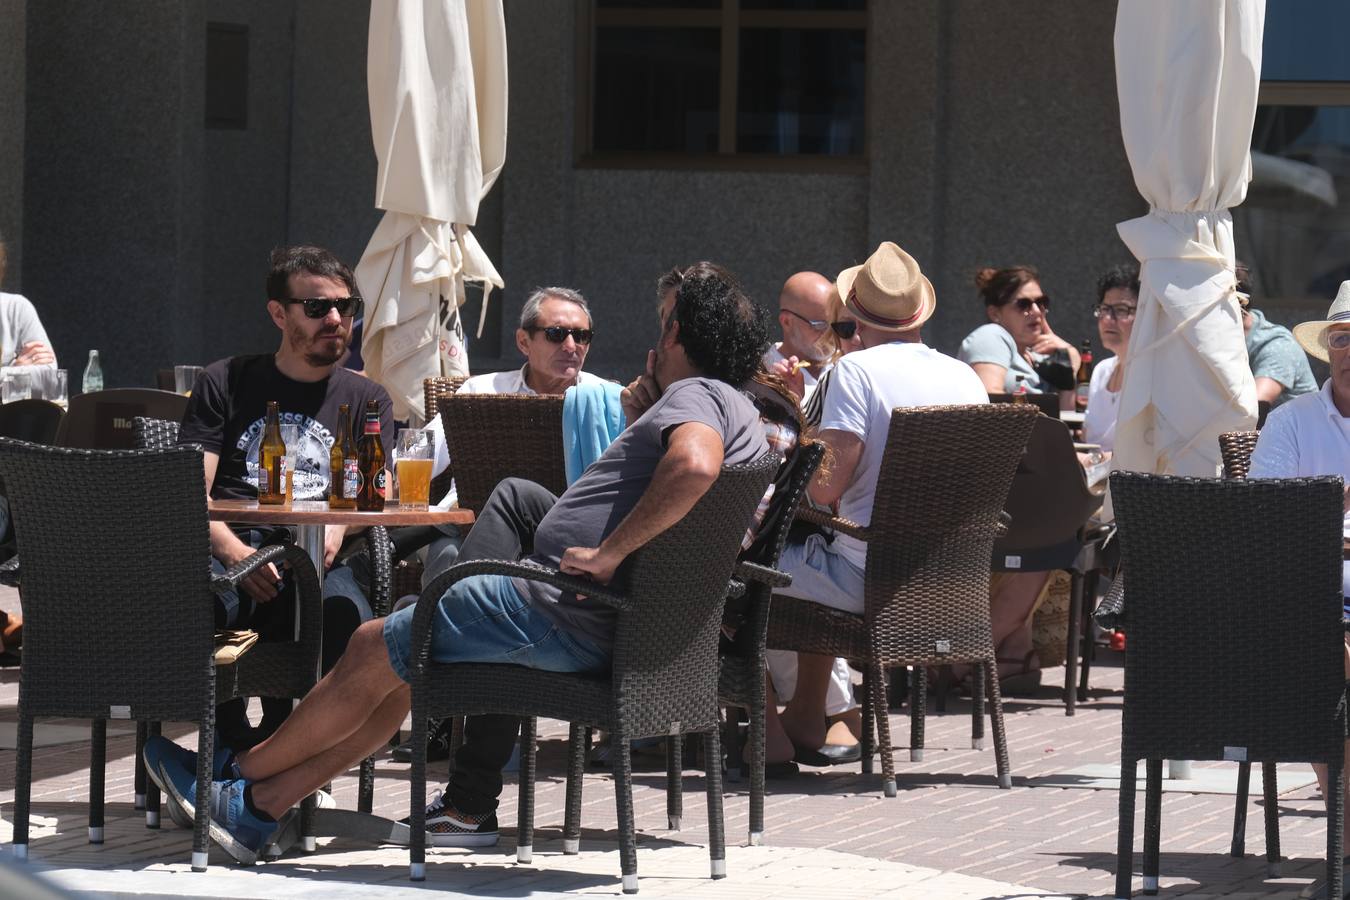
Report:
819,341,989,569
1083,355,1120,452
763,344,823,403
1248,379,1350,596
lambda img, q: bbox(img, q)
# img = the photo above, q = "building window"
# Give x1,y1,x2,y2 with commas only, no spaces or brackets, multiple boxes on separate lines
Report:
578,0,866,170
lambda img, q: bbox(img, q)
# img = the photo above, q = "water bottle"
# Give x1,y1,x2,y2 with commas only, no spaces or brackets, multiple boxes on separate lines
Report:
82,350,104,394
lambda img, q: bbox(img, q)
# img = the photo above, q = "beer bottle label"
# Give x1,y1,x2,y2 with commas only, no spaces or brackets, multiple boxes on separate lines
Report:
259,466,269,494
279,458,288,492
373,468,387,497
343,460,360,498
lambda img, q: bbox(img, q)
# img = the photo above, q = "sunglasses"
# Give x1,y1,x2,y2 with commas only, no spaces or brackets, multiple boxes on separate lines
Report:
528,325,593,345
1326,331,1350,351
284,296,363,319
1093,304,1136,322
1004,295,1050,313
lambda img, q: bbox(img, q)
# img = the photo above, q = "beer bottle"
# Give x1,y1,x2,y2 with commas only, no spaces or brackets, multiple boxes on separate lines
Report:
356,400,385,511
1075,340,1094,412
259,401,287,505
328,403,359,509
1011,376,1029,404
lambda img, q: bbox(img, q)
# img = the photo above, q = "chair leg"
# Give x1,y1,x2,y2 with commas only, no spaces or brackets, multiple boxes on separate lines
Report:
935,665,950,714
909,665,927,763
1230,760,1250,857
357,754,376,815
1328,760,1344,900
1115,755,1138,900
1065,570,1084,716
666,734,683,830
12,712,33,861
409,694,429,881
145,721,162,829
703,729,726,880
860,667,875,775
1261,760,1281,877
723,707,744,783
971,662,986,751
191,711,214,871
563,723,586,855
516,717,537,864
612,731,639,894
134,721,148,810
984,662,1012,789
89,719,106,844
869,664,896,797
1078,570,1100,702
1143,759,1162,895
748,698,765,845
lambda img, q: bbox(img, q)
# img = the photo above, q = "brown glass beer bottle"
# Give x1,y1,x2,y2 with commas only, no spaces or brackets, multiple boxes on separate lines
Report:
357,400,385,511
259,401,286,505
328,403,358,509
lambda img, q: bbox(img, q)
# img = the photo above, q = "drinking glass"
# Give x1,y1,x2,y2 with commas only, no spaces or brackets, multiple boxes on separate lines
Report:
395,428,434,510
174,364,204,395
1,370,31,404
47,369,68,408
280,424,302,504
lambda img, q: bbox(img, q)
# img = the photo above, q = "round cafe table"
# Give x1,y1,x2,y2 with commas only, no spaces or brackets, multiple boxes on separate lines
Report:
206,498,475,853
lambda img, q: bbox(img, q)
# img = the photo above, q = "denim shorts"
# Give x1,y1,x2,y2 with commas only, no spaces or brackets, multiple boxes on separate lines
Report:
382,573,609,682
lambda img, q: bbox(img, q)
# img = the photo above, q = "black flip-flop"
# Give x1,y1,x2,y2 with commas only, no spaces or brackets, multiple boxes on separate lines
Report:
764,761,799,778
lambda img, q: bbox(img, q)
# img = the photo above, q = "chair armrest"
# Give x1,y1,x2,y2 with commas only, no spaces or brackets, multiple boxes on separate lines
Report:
0,555,18,588
795,506,870,542
726,578,747,600
996,511,1011,538
735,559,792,588
419,559,629,613
1093,576,1125,630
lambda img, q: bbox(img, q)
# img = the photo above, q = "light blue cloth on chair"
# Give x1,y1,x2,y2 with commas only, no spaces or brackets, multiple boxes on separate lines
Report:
563,381,625,485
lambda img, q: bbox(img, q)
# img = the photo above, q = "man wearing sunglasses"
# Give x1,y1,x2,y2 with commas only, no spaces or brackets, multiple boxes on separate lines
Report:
763,271,837,402
178,245,394,749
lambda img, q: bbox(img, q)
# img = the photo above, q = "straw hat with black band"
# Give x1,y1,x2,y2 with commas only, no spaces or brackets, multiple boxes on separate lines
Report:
836,241,936,333
1292,280,1350,363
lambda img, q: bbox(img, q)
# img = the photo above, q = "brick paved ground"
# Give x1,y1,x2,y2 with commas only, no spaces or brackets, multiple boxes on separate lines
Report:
0,583,1339,898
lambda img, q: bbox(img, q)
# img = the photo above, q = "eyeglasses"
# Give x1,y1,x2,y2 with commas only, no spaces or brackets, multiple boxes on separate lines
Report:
784,309,830,332
1004,295,1050,313
1326,331,1350,351
830,320,858,340
528,325,593,345
1093,304,1136,322
283,296,363,319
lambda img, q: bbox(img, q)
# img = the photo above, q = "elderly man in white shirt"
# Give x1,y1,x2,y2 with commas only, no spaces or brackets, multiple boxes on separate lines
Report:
1249,280,1350,853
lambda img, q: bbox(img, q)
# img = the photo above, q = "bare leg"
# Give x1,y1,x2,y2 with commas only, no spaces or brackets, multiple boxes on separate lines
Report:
248,686,411,819
825,709,862,746
237,620,406,783
764,681,793,765
1312,637,1350,855
777,653,834,750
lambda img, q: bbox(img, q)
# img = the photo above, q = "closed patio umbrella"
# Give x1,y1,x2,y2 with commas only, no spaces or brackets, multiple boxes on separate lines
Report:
356,0,507,423
1111,0,1264,483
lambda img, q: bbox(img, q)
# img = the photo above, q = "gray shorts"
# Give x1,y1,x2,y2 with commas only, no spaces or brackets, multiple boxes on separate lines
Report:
776,533,865,615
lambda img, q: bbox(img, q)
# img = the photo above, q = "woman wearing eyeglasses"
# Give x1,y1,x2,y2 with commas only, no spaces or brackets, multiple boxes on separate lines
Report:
958,265,1080,400
1083,265,1139,454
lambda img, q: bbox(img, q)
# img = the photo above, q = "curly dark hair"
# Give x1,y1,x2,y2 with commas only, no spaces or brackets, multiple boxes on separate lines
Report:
1096,263,1140,303
266,245,357,301
658,261,770,386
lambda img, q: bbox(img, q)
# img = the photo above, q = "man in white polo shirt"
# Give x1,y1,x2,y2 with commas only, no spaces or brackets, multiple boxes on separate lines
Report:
767,242,988,765
1249,281,1350,853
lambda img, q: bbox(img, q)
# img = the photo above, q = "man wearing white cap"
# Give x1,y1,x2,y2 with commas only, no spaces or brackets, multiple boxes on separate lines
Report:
1250,280,1350,850
767,241,988,762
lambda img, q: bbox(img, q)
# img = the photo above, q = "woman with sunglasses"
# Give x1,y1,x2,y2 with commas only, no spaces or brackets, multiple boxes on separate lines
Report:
1082,264,1139,455
958,265,1080,401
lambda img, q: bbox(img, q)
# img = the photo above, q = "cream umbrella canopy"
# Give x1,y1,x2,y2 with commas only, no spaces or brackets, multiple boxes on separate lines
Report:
355,0,507,423
1111,0,1264,482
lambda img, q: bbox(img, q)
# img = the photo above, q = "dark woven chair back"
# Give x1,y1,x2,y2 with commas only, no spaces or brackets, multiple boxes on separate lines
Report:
132,416,181,450
1218,430,1259,480
987,391,1060,419
0,399,64,444
609,451,780,736
423,376,467,422
0,438,213,721
864,403,1038,659
439,393,568,511
55,389,189,450
1110,471,1345,762
993,414,1102,557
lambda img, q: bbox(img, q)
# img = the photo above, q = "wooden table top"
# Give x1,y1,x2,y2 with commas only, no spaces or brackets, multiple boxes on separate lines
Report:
208,499,475,528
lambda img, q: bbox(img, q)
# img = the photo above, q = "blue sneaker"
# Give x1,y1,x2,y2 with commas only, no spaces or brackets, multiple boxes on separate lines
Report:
142,737,239,829
157,757,277,865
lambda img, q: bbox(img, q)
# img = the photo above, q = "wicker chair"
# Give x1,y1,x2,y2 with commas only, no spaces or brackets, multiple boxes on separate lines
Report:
766,403,1039,797
55,388,188,449
1109,472,1346,899
1219,430,1260,480
0,399,64,444
423,376,467,505
0,438,322,870
438,392,568,510
408,452,780,893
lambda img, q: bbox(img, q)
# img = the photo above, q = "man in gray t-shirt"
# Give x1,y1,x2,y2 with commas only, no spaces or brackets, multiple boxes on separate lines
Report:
145,261,772,860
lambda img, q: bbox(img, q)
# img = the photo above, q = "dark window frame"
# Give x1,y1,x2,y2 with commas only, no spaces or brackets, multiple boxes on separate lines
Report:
574,0,869,172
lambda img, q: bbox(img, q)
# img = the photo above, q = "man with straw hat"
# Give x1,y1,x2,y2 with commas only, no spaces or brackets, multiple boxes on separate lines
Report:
1250,279,1350,856
766,242,988,766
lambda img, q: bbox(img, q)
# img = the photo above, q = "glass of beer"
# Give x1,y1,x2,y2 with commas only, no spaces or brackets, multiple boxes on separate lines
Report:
395,428,434,510
280,424,301,504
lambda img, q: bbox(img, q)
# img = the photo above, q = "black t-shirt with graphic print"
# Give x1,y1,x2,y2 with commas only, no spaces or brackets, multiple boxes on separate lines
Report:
179,354,394,502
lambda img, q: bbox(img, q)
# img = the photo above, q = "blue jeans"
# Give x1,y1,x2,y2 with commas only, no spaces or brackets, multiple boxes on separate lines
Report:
382,572,608,682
